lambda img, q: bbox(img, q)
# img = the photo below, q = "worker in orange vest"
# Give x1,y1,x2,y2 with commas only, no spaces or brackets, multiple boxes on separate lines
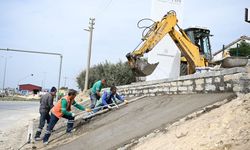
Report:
43,89,90,144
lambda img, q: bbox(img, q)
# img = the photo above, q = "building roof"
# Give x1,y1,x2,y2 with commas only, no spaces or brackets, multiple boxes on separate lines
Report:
19,84,42,91
213,35,250,55
19,84,41,87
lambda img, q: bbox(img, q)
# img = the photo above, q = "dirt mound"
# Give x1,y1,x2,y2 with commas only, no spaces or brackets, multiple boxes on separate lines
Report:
131,94,250,150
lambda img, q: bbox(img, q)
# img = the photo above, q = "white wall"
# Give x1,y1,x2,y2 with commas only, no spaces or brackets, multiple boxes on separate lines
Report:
147,0,184,81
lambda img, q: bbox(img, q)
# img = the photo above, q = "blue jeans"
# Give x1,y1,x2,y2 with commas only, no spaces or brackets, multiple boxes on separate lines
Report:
35,112,50,138
43,113,75,143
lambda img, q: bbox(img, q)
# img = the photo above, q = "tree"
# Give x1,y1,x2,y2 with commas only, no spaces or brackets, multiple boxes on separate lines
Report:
229,41,250,57
76,61,136,90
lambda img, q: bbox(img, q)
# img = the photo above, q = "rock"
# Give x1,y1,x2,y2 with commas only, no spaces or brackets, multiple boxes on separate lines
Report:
175,131,188,138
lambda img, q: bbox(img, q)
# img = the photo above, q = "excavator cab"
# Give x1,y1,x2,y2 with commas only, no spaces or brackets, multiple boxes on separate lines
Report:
179,27,212,75
184,27,212,61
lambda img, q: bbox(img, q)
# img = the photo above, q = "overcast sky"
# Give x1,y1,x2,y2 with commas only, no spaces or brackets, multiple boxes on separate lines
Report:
0,0,249,90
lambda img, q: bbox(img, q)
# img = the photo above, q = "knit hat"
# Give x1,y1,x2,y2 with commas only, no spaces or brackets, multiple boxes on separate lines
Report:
50,87,57,92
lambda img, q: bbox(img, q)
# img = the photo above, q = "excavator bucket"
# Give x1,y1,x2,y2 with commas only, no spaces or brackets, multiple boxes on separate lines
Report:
221,56,248,68
132,59,159,76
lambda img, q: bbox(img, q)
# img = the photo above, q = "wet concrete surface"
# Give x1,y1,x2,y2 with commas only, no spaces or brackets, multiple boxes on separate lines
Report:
51,93,235,150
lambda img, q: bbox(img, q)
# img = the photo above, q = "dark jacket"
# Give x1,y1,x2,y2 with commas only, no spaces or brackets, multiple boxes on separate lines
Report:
39,93,54,113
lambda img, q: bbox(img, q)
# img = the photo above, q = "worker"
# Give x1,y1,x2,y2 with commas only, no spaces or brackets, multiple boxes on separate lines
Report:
34,87,57,141
43,89,90,144
93,86,128,112
89,79,106,109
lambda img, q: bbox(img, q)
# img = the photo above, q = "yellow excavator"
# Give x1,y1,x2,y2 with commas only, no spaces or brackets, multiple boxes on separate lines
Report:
126,10,247,77
126,10,212,76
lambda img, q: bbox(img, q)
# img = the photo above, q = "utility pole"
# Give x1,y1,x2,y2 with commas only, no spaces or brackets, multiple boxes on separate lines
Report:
84,18,95,92
41,72,46,90
2,57,7,90
1,56,11,90
64,76,67,87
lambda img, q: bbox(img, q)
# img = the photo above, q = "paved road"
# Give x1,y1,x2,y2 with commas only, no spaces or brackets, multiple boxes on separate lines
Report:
52,93,234,150
0,101,39,130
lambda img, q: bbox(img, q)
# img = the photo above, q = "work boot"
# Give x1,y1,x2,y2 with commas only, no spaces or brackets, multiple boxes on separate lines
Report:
66,119,74,133
35,137,42,141
66,128,76,133
34,131,42,141
43,141,49,145
43,132,51,144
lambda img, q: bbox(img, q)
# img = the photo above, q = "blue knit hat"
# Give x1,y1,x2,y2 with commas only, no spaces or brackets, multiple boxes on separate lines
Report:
50,87,57,92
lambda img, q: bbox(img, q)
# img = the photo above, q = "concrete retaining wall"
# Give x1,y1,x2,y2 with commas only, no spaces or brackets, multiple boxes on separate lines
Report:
116,67,250,97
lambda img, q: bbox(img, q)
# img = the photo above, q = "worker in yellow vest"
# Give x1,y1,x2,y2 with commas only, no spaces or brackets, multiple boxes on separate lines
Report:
43,89,90,144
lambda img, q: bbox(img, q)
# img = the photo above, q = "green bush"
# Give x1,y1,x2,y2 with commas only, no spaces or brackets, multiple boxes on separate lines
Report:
229,41,250,57
76,60,136,90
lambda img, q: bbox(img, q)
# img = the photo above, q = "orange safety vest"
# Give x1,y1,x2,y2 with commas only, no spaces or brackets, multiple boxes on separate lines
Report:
52,96,73,118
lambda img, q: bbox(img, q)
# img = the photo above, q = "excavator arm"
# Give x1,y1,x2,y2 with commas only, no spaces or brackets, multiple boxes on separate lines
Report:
126,11,207,76
169,26,207,74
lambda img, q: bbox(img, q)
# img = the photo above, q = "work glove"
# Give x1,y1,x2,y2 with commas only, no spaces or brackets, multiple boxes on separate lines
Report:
71,113,76,117
124,100,129,104
85,108,92,112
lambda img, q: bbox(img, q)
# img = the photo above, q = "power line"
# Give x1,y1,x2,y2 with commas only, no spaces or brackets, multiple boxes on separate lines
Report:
94,0,113,18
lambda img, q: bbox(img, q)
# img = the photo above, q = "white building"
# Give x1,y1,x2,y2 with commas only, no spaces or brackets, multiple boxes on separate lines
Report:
146,0,184,81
